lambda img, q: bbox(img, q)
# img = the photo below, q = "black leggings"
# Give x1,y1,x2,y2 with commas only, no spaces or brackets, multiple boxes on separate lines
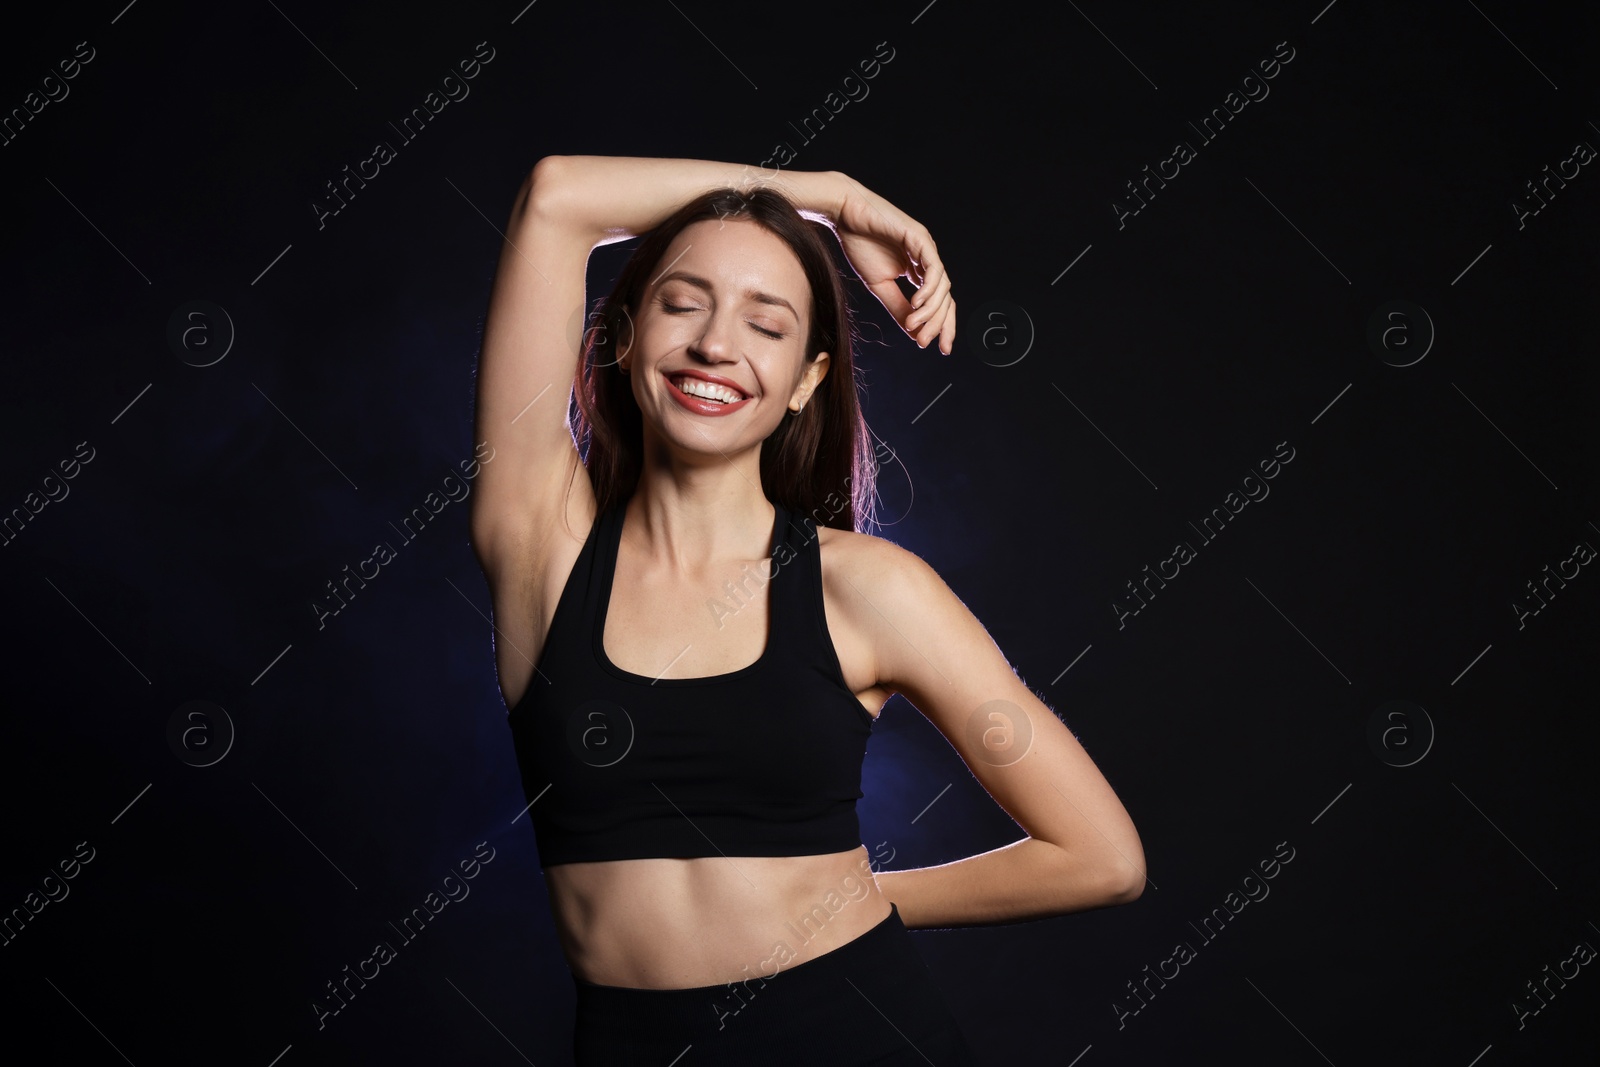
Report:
571,902,981,1065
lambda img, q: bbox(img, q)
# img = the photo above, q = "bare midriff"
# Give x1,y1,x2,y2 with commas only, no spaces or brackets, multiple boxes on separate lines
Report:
545,844,891,989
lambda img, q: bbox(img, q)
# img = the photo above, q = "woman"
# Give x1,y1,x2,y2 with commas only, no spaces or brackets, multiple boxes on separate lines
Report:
469,155,1145,1064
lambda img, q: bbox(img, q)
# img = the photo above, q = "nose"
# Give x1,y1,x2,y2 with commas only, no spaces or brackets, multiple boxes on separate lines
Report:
687,309,738,364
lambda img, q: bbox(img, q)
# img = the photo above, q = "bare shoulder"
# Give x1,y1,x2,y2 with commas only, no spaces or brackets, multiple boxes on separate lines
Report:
815,525,948,605
814,525,971,703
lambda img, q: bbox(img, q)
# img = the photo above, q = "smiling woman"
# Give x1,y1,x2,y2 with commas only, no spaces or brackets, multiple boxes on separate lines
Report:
567,176,869,530
467,155,1142,1064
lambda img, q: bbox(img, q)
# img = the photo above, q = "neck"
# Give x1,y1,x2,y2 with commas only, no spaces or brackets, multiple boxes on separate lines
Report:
625,453,775,574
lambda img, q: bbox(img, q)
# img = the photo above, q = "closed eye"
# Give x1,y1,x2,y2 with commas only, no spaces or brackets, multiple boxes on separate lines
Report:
660,300,786,340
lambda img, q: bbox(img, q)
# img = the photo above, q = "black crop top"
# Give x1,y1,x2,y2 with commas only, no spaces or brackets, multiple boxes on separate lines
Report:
507,496,875,866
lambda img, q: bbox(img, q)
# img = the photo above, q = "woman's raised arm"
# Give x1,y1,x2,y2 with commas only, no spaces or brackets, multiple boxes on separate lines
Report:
535,155,846,244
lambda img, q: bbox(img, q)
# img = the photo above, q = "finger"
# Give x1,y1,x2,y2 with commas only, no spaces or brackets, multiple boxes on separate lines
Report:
907,269,951,332
915,291,951,348
908,227,934,287
906,258,948,327
937,297,956,355
929,295,956,353
910,253,942,309
913,284,953,344
867,276,914,327
909,273,947,329
906,231,941,306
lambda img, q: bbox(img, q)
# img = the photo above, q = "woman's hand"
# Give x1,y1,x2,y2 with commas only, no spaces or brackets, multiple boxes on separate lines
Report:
832,175,955,354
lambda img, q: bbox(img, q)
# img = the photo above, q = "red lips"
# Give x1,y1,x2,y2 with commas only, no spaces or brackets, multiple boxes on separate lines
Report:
663,370,755,417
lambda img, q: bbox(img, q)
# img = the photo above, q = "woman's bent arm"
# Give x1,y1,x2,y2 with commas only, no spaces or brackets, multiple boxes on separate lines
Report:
468,156,593,573
827,532,1146,928
545,155,846,243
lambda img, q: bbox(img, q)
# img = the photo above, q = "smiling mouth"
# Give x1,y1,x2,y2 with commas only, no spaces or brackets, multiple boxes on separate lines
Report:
667,374,749,405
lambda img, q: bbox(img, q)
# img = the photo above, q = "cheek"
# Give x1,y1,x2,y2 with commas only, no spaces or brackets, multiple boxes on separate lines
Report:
664,319,719,363
632,314,668,359
753,348,808,396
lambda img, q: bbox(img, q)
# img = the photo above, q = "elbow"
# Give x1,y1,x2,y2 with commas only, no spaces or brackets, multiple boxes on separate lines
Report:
1053,842,1145,911
1101,847,1147,906
518,154,567,222
528,153,566,190
1111,867,1146,905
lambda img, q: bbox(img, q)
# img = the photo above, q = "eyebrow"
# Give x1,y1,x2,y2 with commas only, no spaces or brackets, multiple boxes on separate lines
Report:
655,270,799,321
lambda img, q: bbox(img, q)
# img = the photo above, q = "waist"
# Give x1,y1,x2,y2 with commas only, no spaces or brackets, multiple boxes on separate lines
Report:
548,846,891,989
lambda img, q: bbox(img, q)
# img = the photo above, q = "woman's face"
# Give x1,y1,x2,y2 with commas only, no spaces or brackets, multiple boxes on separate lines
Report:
625,217,829,461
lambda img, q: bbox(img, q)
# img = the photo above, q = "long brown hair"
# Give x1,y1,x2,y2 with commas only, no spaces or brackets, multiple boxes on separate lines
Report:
569,185,877,532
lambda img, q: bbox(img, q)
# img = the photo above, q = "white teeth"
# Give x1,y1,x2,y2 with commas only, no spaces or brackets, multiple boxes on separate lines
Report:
673,377,742,404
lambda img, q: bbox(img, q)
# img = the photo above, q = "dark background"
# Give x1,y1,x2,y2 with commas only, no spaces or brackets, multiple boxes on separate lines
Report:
2,1,1596,1063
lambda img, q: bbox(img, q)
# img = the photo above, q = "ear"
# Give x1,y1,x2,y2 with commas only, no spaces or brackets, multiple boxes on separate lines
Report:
789,351,830,411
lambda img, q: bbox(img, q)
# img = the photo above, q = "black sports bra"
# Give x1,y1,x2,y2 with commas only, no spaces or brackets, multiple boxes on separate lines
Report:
507,496,875,866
